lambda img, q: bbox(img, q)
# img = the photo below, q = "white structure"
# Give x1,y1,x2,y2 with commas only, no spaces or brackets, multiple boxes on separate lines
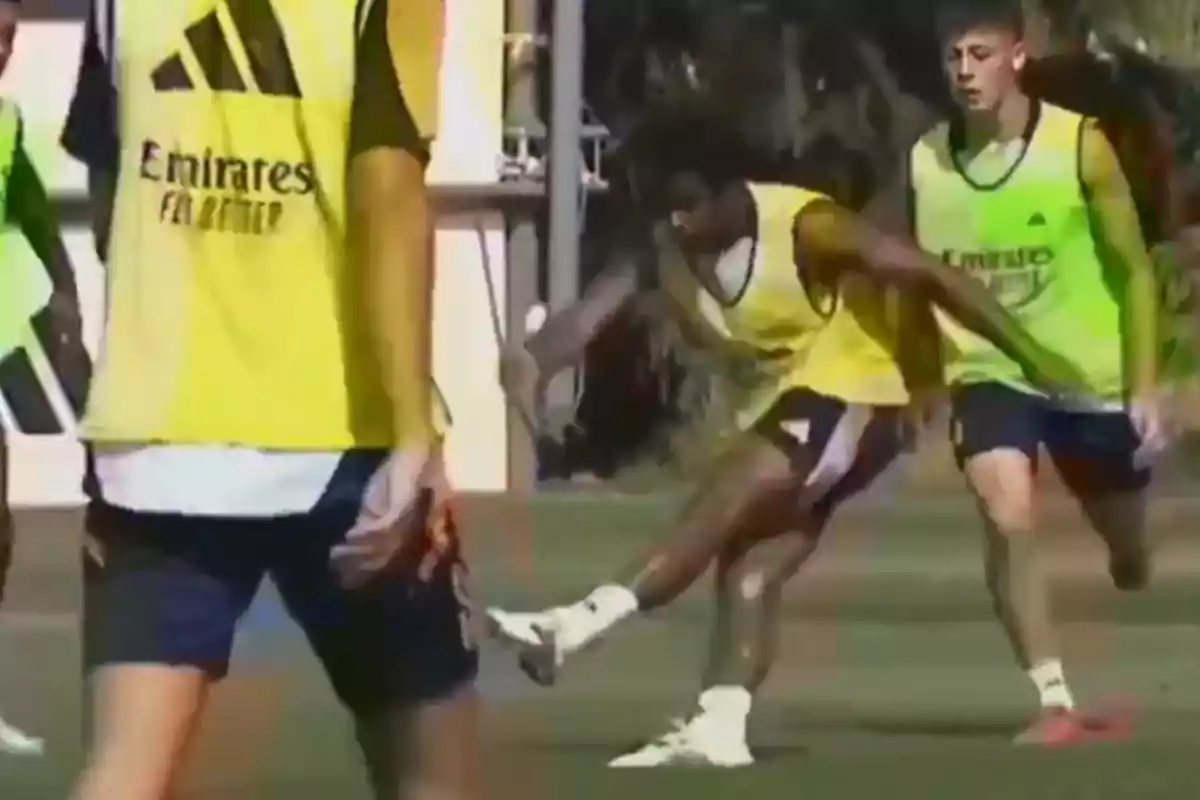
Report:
1,6,509,505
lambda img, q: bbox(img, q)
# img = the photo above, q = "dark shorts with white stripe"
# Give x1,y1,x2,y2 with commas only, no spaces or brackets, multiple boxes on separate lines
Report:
751,386,907,516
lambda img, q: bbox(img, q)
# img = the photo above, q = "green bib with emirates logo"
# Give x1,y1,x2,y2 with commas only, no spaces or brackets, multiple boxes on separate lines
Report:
911,101,1124,399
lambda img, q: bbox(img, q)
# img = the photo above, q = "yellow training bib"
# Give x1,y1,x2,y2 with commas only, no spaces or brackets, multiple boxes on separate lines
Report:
660,181,907,431
86,0,442,448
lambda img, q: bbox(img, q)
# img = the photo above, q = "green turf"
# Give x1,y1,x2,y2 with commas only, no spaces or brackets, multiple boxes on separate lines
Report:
2,498,1200,798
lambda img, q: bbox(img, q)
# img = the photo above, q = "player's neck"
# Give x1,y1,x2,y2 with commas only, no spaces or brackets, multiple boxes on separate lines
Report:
964,92,1032,147
692,185,755,258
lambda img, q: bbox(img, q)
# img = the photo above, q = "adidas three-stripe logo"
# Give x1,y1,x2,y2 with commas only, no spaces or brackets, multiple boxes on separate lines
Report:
0,306,91,435
151,0,301,97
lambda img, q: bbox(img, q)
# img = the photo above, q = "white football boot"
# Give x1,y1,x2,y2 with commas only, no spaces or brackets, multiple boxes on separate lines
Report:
608,714,753,768
487,603,608,687
485,607,567,686
0,715,44,756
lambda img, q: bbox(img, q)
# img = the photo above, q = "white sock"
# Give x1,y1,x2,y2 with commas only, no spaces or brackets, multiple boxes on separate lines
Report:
1028,659,1075,710
697,686,752,738
562,584,639,652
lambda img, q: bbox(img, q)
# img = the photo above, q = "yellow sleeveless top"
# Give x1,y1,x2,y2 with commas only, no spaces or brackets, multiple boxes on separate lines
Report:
912,102,1123,397
659,182,909,433
797,273,909,406
85,0,442,448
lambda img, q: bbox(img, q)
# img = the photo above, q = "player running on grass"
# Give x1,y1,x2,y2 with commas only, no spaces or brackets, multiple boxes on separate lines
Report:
487,97,1086,761
604,5,1181,764
0,0,85,757
61,1,478,798
887,0,1167,746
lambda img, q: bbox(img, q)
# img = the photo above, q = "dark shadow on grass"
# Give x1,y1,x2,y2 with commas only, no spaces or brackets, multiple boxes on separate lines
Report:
505,736,812,763
783,710,1017,739
751,743,812,762
849,716,1017,738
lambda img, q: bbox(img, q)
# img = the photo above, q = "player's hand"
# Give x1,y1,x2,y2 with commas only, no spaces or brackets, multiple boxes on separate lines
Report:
331,446,439,589
1130,395,1168,469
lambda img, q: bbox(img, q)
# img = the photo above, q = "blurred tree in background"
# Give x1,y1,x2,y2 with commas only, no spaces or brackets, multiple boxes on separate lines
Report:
571,0,1200,485
1033,0,1200,61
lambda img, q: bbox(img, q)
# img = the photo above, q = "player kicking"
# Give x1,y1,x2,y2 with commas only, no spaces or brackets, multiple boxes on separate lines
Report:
62,1,478,798
900,1,1165,745
487,99,1084,761
601,7,1177,763
0,0,85,757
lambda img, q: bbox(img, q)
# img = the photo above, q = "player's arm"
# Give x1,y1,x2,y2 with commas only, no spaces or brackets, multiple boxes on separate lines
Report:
890,283,944,404
793,199,1081,393
862,158,944,400
61,0,117,262
1079,119,1158,400
515,255,643,380
347,0,444,448
497,209,657,439
7,118,78,303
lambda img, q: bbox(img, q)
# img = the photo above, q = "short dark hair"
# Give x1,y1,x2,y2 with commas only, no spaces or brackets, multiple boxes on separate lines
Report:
935,0,1025,43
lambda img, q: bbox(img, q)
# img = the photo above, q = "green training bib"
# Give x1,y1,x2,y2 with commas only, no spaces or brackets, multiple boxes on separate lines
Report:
911,102,1125,400
0,99,47,358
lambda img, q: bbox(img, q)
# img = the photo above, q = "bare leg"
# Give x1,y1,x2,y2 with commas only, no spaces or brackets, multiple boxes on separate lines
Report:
487,434,810,686
73,666,210,800
702,405,903,698
605,519,828,769
702,524,826,693
964,450,1054,674
1052,451,1151,592
962,447,1099,748
617,437,806,610
74,503,264,796
607,408,906,767
354,684,481,800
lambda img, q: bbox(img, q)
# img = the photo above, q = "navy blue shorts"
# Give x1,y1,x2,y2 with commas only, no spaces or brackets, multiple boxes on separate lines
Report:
751,386,907,515
82,456,478,713
950,382,1151,491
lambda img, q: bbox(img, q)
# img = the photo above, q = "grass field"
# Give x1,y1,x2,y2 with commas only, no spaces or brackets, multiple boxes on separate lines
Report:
2,492,1200,798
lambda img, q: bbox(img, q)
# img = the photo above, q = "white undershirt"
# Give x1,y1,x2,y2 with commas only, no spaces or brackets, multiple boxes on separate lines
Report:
93,445,346,516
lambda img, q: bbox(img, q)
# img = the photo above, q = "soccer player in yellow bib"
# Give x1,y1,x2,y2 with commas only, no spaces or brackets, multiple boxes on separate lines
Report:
486,103,1083,764
61,1,479,798
902,1,1165,746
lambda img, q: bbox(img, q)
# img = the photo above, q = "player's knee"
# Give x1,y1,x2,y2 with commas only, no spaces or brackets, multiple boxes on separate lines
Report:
968,466,1034,540
964,450,1036,539
736,533,816,599
738,568,769,602
978,493,1035,540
